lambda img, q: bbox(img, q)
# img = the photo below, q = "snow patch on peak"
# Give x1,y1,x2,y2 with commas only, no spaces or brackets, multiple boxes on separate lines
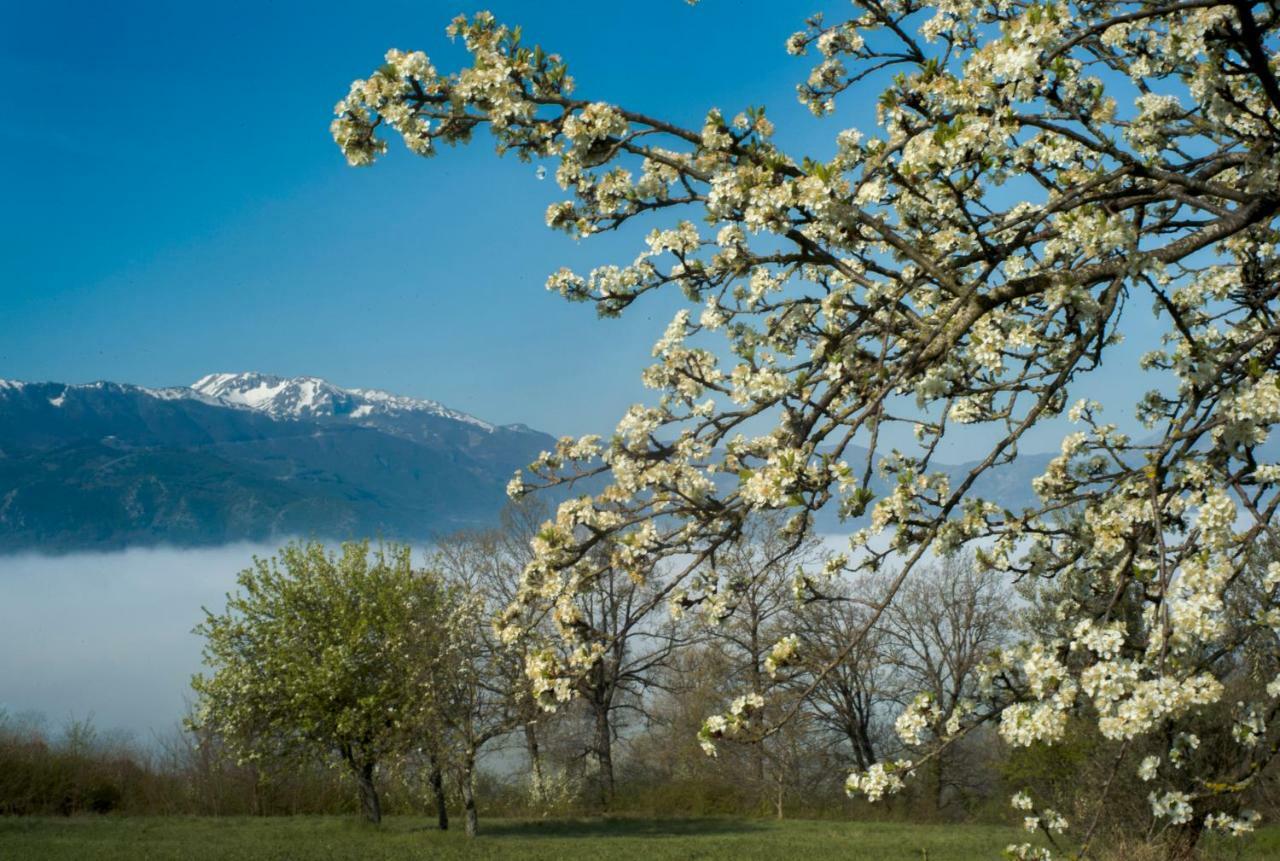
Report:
146,386,224,404
192,373,241,393
347,387,493,430
194,373,292,411
190,372,495,431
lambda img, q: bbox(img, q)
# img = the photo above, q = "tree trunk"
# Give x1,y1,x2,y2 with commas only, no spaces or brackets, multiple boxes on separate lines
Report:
751,728,765,809
856,724,876,772
847,707,878,772
428,753,448,831
525,723,545,805
593,702,615,809
461,753,478,837
933,752,946,818
353,760,382,825
250,764,263,817
750,614,767,809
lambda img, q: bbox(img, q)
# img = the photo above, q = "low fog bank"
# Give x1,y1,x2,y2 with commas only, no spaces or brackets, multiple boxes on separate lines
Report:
0,543,284,741
0,537,871,744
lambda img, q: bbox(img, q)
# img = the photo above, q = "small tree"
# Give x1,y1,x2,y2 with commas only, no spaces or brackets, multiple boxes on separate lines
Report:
432,501,555,809
879,554,1011,815
796,590,894,776
561,543,684,811
190,541,444,824
427,535,537,836
696,512,824,815
438,507,684,815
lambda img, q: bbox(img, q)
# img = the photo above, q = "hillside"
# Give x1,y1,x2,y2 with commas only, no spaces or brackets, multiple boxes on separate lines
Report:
0,375,554,552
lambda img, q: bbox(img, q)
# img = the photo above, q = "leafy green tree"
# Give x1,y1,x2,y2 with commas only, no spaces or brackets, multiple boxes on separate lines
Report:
190,541,445,824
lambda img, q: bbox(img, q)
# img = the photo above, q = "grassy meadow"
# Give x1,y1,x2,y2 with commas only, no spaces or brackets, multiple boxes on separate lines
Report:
0,817,1018,860
2,816,1278,861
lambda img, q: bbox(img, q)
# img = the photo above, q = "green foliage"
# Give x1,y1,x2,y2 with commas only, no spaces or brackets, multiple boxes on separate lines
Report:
190,541,447,808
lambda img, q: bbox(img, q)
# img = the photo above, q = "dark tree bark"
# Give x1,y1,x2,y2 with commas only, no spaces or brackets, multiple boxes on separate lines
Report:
838,706,878,771
428,752,448,830
851,718,877,772
932,753,946,817
352,760,382,825
250,764,264,817
592,698,615,809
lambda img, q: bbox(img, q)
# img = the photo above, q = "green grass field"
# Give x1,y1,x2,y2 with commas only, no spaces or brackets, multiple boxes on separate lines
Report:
1,815,1276,860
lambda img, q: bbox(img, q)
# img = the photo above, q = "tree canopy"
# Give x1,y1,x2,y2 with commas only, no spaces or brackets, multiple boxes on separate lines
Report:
191,541,445,823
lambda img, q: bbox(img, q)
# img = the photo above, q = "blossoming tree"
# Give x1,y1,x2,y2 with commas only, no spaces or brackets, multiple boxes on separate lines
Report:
332,3,1280,856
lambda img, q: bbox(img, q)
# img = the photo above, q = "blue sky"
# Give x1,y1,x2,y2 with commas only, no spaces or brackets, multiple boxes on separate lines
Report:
0,0,855,436
1,0,1164,454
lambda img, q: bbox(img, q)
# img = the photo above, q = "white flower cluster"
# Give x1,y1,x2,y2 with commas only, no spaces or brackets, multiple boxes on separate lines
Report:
1148,790,1194,825
844,760,912,802
525,648,573,709
697,692,765,757
894,692,939,746
1204,810,1261,837
763,634,800,677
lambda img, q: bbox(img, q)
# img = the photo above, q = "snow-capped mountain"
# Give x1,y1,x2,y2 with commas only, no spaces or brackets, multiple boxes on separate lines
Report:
191,372,494,430
0,374,555,552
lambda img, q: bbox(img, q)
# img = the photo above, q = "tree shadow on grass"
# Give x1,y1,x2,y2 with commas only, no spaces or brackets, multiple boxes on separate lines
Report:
483,817,767,840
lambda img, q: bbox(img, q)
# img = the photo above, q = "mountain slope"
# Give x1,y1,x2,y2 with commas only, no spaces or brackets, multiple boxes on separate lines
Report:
0,375,554,552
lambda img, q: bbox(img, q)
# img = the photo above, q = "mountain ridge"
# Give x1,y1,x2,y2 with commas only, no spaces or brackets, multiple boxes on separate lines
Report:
189,372,499,430
0,374,555,553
